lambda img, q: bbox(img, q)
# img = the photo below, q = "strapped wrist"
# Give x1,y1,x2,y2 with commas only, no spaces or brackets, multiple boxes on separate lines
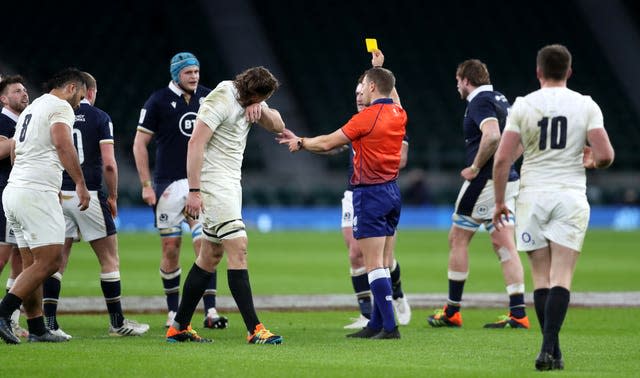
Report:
189,188,201,193
470,164,480,174
297,137,305,150
142,180,152,188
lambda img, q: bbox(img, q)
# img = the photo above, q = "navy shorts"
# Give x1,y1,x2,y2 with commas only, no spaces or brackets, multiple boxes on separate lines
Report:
352,181,401,239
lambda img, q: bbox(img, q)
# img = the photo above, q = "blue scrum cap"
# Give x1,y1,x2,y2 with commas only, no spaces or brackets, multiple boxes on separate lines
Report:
170,52,200,83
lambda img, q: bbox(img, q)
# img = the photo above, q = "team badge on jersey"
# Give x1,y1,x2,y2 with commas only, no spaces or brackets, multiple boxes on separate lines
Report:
179,112,198,137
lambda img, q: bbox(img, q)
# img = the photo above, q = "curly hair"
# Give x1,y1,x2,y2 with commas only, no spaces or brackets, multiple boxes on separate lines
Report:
233,66,279,107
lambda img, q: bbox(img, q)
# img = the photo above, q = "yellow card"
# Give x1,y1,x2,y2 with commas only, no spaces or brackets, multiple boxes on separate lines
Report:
365,38,378,52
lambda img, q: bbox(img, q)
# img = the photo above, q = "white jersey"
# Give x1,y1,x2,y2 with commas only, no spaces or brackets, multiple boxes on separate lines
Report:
196,80,265,182
505,87,604,193
9,93,75,192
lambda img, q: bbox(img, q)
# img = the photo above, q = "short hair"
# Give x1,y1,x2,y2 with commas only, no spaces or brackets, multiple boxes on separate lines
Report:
80,72,97,90
363,67,395,96
43,68,86,92
537,44,572,81
0,75,25,96
234,66,279,107
357,73,365,85
456,59,491,86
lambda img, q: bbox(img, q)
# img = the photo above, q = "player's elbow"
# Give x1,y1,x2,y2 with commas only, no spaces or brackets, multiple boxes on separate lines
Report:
103,161,117,173
595,150,614,169
271,119,285,133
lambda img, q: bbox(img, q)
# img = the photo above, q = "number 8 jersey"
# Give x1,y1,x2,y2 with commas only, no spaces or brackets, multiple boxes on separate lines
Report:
505,87,604,192
10,93,75,192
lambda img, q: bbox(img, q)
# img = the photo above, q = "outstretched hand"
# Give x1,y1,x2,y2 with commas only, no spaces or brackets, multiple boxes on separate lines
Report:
276,128,302,152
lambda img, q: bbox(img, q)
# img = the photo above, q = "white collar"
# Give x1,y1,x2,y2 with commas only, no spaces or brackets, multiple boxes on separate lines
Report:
80,99,91,105
466,84,494,103
168,81,185,96
1,107,19,122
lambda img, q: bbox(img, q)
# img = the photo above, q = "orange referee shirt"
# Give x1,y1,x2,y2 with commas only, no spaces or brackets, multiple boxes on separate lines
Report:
341,98,407,186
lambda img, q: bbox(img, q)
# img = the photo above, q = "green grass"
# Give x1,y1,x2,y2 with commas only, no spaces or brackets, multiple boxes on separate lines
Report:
1,308,639,377
2,229,636,297
1,229,639,376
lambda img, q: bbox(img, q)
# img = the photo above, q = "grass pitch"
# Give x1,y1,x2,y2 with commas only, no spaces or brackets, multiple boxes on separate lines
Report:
2,308,640,377
2,229,637,297
0,229,639,376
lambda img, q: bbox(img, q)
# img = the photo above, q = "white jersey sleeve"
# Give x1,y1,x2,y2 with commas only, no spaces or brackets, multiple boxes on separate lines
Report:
9,94,75,192
506,87,604,193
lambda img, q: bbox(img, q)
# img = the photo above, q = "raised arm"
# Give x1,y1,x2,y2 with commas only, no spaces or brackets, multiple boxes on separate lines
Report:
257,106,285,133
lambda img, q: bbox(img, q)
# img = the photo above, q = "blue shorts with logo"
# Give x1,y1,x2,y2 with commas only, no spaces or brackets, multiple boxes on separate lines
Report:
352,181,401,239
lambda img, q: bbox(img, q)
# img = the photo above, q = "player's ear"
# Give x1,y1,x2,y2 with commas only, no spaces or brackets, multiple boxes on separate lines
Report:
566,67,572,80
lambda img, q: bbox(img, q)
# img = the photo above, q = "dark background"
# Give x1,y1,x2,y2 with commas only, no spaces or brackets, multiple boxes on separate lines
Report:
1,0,638,206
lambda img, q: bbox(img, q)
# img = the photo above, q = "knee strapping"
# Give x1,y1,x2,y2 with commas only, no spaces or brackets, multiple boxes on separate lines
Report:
497,247,512,262
191,223,203,241
160,227,182,238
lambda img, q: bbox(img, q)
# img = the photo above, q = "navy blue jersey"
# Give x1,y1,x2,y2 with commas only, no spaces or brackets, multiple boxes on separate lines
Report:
347,133,409,190
463,88,518,181
0,109,18,187
61,101,114,191
137,82,211,185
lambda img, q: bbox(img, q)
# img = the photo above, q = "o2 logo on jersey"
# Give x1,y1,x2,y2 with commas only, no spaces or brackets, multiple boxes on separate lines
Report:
477,205,488,216
159,213,169,222
179,112,198,137
521,232,533,245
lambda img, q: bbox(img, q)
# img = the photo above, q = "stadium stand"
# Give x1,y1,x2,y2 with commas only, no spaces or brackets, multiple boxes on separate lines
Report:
0,0,637,205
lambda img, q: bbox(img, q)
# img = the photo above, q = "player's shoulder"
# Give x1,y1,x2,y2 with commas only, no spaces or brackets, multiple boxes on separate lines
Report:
196,84,212,96
144,86,177,106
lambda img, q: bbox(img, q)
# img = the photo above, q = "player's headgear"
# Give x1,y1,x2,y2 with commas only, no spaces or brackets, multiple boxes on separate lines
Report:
170,52,200,83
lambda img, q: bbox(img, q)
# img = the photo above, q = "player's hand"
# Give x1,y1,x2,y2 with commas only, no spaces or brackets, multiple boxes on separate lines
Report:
372,49,385,67
185,191,204,220
142,186,156,206
583,146,595,169
245,103,263,123
492,202,510,231
107,195,118,218
276,128,297,144
461,166,479,181
276,129,302,152
76,184,91,211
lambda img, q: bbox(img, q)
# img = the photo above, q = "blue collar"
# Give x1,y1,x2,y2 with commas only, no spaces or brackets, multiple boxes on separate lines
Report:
371,98,394,105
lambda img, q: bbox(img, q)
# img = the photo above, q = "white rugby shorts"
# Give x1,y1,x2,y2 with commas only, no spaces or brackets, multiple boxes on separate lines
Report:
453,179,519,231
155,178,194,230
200,179,246,243
341,190,354,228
515,190,590,252
3,186,65,248
61,190,116,242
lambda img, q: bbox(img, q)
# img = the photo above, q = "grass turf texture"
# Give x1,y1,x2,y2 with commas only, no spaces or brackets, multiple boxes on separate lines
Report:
2,229,637,296
1,230,639,375
1,308,639,377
